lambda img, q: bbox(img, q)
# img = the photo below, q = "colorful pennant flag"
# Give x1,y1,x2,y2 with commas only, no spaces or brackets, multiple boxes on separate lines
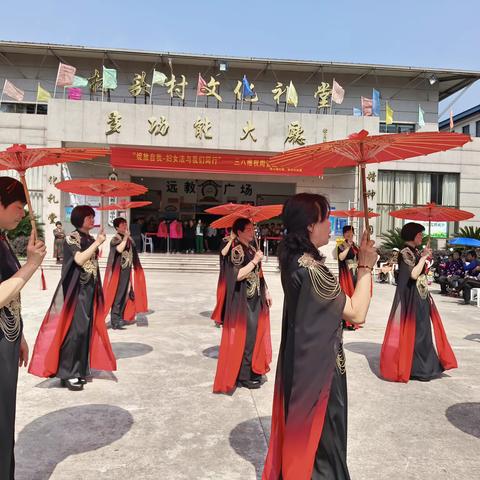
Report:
361,97,372,116
67,87,82,100
152,70,167,86
197,73,207,96
385,102,394,125
353,107,362,116
103,66,117,90
418,105,425,128
372,89,380,116
242,75,254,97
331,79,345,104
73,75,88,88
286,81,298,107
2,79,24,102
56,62,76,87
37,84,51,102
449,110,454,131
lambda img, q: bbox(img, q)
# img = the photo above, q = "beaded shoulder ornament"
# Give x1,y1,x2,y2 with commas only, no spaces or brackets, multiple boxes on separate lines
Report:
298,253,341,300
401,247,416,267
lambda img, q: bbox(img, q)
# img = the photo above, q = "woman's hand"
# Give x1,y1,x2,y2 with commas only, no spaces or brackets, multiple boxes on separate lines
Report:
19,335,29,367
96,229,106,245
421,246,432,258
265,289,273,308
253,249,264,265
357,230,377,269
26,231,46,268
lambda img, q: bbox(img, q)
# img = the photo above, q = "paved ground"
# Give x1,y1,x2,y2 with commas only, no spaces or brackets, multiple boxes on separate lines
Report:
14,267,480,479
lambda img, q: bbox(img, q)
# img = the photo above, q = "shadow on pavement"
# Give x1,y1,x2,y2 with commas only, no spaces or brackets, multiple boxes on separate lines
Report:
445,402,480,439
344,341,382,378
199,310,213,318
15,404,134,480
202,345,219,359
229,416,270,480
464,333,480,343
111,342,153,360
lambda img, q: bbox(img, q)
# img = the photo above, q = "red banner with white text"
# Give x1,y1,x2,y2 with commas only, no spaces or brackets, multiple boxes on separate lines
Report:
110,147,321,176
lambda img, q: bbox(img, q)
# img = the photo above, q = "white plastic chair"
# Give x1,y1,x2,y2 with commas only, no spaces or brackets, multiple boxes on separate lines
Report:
142,234,154,253
470,287,480,307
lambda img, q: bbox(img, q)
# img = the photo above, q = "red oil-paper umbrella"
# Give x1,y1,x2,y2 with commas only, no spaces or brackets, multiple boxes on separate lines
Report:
390,203,474,236
330,208,380,219
205,203,249,215
269,130,471,235
97,201,152,211
0,144,109,289
210,204,283,229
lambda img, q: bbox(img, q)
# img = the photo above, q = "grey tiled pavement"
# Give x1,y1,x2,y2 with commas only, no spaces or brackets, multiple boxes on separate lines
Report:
13,268,480,479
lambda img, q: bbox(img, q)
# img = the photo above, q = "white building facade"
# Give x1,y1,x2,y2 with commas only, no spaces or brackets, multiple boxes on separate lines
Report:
0,41,479,248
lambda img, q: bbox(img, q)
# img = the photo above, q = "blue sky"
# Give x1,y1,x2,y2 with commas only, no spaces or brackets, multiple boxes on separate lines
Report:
2,0,479,119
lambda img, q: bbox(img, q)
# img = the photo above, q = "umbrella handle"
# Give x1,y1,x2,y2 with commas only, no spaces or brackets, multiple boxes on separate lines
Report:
360,164,371,240
19,172,38,240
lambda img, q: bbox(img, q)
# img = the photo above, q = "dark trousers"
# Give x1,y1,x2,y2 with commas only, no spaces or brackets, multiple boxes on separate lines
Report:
111,268,131,326
0,331,21,480
238,295,260,382
438,275,449,293
461,278,480,303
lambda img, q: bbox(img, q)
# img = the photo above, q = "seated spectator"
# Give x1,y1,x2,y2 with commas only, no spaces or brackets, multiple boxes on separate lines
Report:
463,250,479,275
438,251,464,294
459,267,480,304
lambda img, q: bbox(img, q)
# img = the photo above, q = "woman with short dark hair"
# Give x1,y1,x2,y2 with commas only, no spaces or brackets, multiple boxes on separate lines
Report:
29,205,116,391
0,177,46,479
337,225,359,330
213,217,272,393
262,193,377,479
380,222,457,382
53,220,65,264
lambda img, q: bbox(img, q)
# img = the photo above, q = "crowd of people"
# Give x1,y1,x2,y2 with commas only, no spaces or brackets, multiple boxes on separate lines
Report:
435,250,480,303
0,177,463,480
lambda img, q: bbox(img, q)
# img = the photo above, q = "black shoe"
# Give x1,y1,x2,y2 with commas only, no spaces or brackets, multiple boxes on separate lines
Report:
61,379,84,391
112,323,126,330
237,379,262,389
78,377,87,385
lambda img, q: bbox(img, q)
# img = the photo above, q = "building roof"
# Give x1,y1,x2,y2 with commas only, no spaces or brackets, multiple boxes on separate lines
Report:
439,104,480,129
0,40,479,101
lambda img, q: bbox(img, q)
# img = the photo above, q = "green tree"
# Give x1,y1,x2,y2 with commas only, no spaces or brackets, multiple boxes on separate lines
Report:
456,226,480,240
381,227,429,251
6,212,45,256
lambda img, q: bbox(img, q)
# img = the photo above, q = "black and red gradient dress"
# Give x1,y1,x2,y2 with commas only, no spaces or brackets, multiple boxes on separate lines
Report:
263,253,350,480
337,240,359,330
211,243,227,326
213,240,272,394
29,230,116,379
0,233,23,479
103,233,148,326
380,246,457,382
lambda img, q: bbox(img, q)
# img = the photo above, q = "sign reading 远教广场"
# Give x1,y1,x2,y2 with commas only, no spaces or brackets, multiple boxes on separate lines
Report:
110,147,314,176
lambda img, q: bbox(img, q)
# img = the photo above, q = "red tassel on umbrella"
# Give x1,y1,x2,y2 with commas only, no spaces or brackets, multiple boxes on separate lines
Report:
40,267,47,290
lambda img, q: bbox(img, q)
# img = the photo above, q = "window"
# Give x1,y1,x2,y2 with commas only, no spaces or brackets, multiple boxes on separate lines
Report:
0,102,47,115
475,121,480,137
462,124,470,135
377,171,459,235
379,123,416,134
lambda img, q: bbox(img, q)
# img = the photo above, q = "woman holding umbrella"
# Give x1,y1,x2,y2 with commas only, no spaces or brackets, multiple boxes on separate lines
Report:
0,177,46,480
262,193,377,480
380,222,457,382
337,225,359,330
213,217,272,393
29,205,117,391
